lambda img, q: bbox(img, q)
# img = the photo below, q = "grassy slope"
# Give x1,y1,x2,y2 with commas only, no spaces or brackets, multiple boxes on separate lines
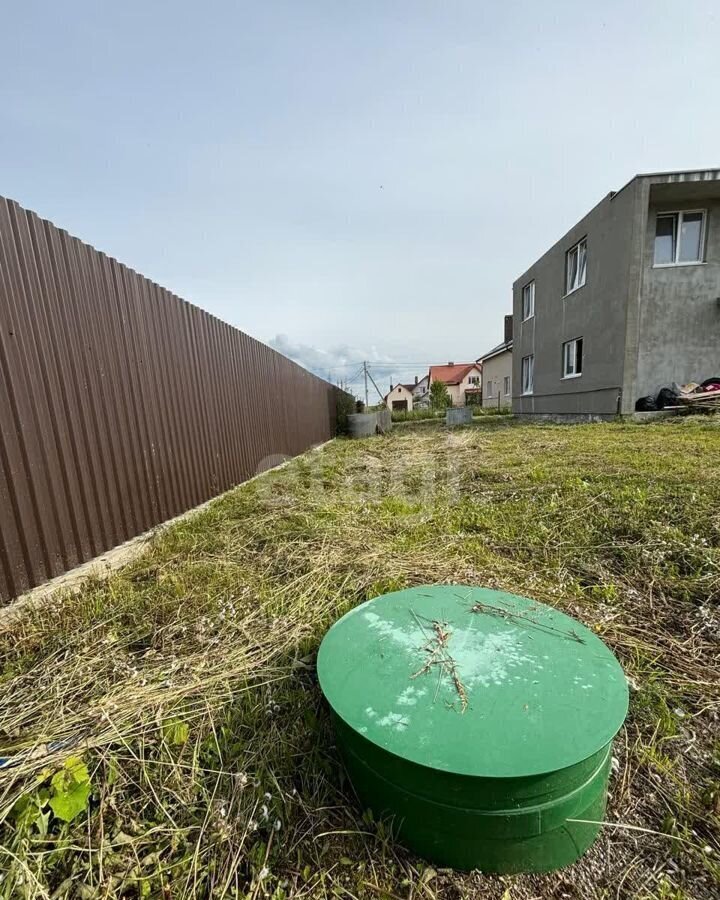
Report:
0,419,719,899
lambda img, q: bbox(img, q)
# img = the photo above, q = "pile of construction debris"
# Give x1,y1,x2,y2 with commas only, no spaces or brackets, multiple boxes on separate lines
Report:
636,377,720,412
671,380,720,411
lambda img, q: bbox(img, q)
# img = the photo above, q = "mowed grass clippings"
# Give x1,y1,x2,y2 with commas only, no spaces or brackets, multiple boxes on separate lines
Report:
0,418,718,899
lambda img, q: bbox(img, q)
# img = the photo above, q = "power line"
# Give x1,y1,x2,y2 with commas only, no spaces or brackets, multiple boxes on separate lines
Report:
346,364,366,385
314,360,442,370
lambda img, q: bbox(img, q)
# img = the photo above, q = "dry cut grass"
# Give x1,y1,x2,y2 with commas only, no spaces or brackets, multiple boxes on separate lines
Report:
0,417,719,900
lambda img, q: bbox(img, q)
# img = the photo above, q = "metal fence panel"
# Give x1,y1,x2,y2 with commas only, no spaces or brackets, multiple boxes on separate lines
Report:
0,197,346,602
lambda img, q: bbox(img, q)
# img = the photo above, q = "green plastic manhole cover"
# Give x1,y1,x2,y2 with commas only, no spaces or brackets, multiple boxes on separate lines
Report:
317,584,628,873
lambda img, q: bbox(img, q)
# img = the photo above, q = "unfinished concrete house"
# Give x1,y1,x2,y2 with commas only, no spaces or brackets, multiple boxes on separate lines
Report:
512,169,720,417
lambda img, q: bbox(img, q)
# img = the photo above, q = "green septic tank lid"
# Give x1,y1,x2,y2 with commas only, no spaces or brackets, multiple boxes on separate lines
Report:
317,585,628,780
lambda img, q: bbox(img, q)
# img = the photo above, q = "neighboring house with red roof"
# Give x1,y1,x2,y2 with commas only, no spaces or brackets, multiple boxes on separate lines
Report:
428,362,482,407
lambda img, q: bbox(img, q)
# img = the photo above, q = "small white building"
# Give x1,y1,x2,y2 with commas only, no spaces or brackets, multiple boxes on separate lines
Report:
384,382,415,411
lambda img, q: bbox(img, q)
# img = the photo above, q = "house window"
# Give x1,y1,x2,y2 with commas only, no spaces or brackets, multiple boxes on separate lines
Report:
468,375,480,385
565,238,587,294
654,211,706,265
522,281,535,320
521,355,534,395
504,376,510,395
562,337,583,378
486,380,493,397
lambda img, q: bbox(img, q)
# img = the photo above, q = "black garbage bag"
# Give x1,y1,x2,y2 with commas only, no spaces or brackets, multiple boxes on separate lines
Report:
656,387,679,409
635,396,657,412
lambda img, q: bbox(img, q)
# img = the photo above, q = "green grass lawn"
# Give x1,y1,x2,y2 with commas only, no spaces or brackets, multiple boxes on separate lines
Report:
1,418,719,899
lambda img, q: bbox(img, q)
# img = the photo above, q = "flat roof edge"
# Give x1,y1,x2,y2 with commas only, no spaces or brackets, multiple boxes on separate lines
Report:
613,167,720,200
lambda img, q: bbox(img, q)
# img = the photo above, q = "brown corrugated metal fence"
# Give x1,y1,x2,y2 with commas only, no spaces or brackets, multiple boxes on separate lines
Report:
0,196,348,604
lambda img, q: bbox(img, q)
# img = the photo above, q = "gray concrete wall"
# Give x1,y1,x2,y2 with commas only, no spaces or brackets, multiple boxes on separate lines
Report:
446,407,473,426
634,192,720,398
482,349,512,408
348,409,392,438
512,181,642,416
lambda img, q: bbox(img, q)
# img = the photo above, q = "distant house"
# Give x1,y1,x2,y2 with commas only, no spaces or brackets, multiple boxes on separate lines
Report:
478,315,513,409
384,382,415,411
384,374,431,411
412,374,430,408
428,362,482,407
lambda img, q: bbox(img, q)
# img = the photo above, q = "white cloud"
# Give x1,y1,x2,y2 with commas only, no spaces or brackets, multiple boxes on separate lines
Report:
268,333,426,399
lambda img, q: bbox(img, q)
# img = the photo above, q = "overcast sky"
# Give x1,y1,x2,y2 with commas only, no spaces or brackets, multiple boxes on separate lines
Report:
3,2,718,397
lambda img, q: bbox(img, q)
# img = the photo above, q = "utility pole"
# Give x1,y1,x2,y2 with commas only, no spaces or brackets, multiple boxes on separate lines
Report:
363,360,369,409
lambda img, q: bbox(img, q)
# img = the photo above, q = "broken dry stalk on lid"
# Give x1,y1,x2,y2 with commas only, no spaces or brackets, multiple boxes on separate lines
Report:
470,600,586,643
410,616,469,713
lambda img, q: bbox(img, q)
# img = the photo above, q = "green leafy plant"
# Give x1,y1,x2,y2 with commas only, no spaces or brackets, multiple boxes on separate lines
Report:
12,756,92,832
429,379,451,409
48,756,92,822
12,790,51,836
162,717,190,745
335,391,356,435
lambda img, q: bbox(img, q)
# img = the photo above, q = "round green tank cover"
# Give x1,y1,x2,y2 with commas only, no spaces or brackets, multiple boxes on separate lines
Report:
317,585,628,873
